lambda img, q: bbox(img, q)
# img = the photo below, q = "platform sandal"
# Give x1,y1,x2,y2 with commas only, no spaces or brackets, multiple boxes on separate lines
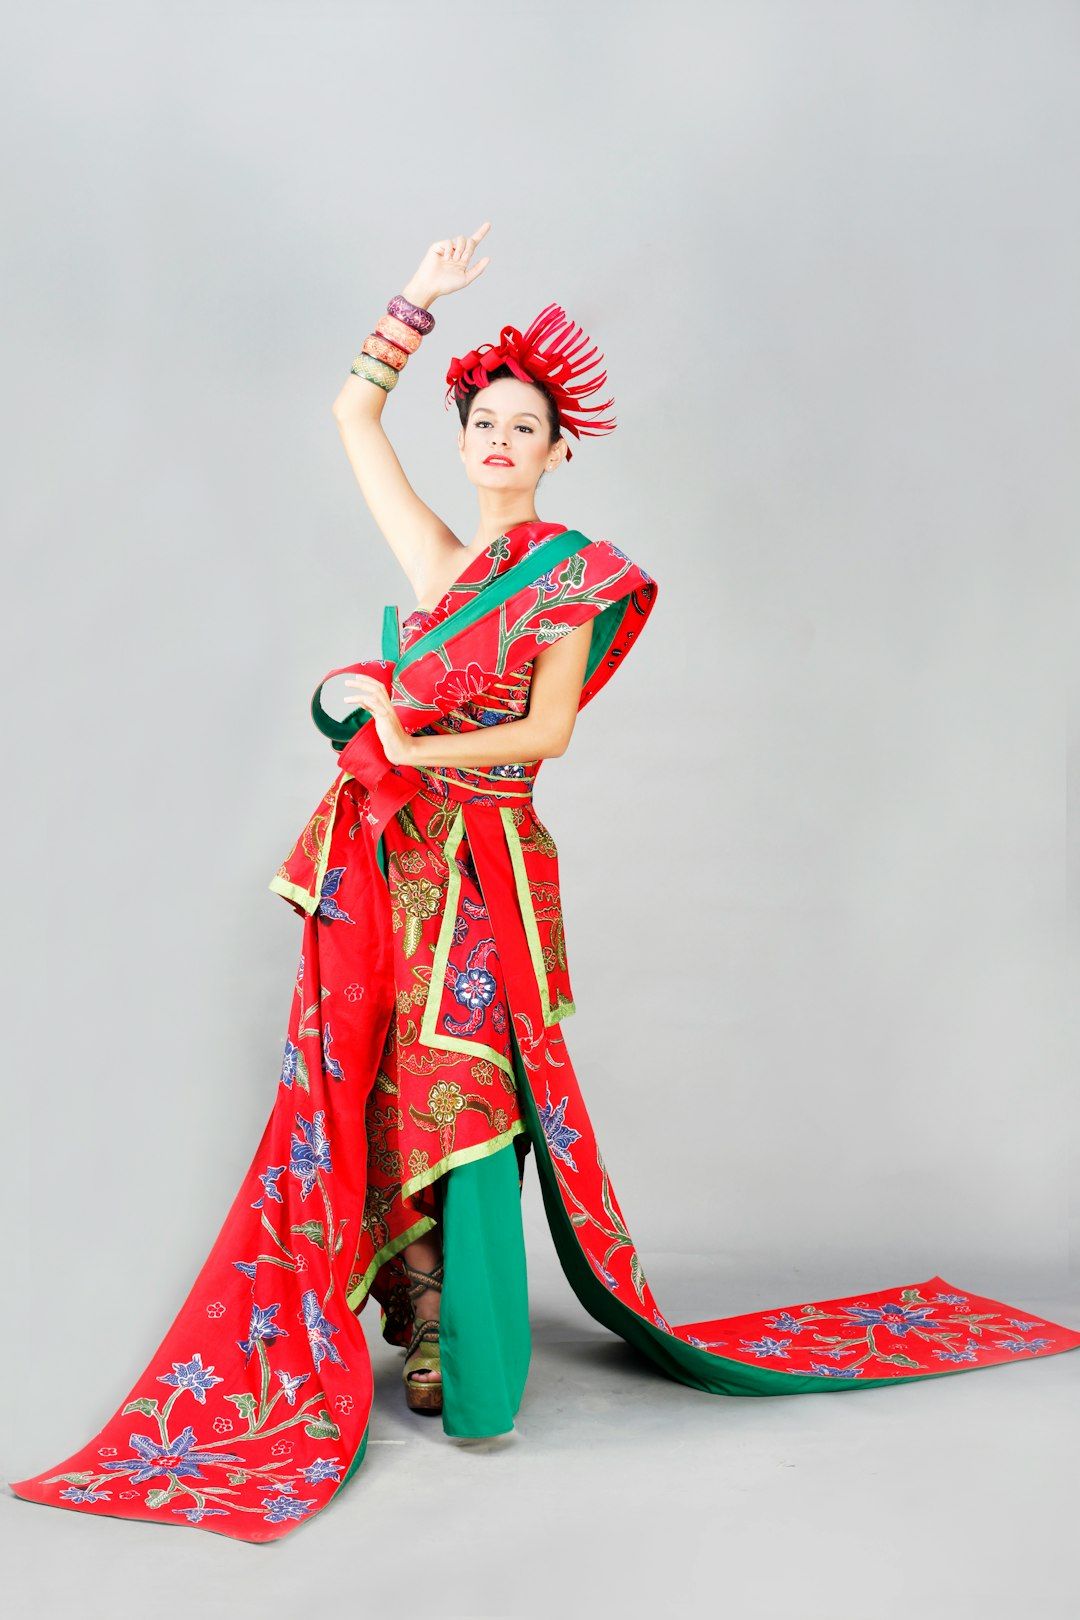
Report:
402,1258,444,1414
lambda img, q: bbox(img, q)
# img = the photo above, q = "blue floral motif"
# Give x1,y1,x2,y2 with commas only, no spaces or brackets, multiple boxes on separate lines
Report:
101,1425,242,1483
317,866,354,926
587,1249,618,1289
258,1165,287,1205
301,1457,343,1484
1007,1319,1038,1331
302,1289,347,1371
59,1486,112,1502
174,1505,229,1523
290,1109,332,1199
490,763,526,778
808,1362,864,1378
238,1302,289,1366
998,1336,1052,1354
934,1293,969,1304
933,1343,980,1363
322,1022,345,1082
453,965,497,1011
841,1302,938,1336
261,1492,317,1523
452,915,469,945
653,1310,672,1334
740,1336,793,1359
274,1369,311,1405
280,1038,301,1089
763,1311,810,1335
156,1352,224,1404
538,1084,581,1172
233,1261,257,1280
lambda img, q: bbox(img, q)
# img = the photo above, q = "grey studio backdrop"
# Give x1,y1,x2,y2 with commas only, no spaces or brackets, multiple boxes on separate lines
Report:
2,0,1078,1613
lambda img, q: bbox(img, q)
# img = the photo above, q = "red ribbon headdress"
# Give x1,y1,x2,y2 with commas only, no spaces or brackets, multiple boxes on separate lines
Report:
444,302,616,461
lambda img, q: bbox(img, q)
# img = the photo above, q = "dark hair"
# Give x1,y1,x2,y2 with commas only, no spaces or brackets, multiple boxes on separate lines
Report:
455,364,562,449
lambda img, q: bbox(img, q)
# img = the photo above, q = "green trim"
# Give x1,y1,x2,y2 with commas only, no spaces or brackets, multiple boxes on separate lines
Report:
338,1423,369,1489
312,791,341,904
511,1026,977,1398
343,1121,527,1313
394,529,594,677
310,529,593,749
419,808,514,1078
346,1215,437,1312
399,1118,528,1203
381,603,400,661
499,808,575,1027
584,597,627,686
267,875,319,916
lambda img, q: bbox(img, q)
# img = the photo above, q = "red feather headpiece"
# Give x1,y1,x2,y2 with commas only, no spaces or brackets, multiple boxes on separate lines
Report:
444,302,616,461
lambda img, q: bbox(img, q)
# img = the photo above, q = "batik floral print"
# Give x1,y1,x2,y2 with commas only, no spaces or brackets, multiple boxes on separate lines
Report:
14,520,1080,1545
516,1017,1079,1382
339,609,555,1321
14,808,402,1540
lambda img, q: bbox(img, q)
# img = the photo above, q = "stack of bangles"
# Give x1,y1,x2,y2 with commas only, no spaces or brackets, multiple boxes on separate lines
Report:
350,293,436,392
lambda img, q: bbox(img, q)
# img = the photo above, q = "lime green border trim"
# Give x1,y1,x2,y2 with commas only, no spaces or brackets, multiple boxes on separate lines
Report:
312,777,348,902
267,875,318,916
418,808,514,1077
399,1118,527,1202
343,1120,527,1312
499,807,575,1027
345,1214,436,1312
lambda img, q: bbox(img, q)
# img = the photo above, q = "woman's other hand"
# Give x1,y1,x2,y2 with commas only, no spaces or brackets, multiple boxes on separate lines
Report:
403,222,491,308
344,673,416,766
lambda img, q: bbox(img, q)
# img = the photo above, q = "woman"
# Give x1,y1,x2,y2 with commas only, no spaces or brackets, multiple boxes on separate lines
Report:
12,224,1080,1543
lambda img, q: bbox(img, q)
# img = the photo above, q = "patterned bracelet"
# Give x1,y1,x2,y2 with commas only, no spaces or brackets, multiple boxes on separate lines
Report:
375,313,422,353
351,352,400,392
350,294,433,394
387,292,435,334
361,333,410,370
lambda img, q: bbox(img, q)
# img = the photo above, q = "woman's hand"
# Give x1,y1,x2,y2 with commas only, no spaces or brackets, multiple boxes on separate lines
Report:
344,673,416,766
403,222,492,307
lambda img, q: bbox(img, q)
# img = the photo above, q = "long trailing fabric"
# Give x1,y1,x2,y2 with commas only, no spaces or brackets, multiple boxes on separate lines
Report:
11,519,1080,1543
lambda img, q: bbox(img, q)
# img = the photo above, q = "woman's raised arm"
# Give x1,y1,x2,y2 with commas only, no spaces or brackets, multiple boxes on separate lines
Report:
331,226,491,608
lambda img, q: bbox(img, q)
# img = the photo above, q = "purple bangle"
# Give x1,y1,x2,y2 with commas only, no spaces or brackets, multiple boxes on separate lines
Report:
387,293,435,335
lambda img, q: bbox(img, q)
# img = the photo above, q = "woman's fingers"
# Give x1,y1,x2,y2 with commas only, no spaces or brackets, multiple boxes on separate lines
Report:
455,222,491,261
344,675,391,709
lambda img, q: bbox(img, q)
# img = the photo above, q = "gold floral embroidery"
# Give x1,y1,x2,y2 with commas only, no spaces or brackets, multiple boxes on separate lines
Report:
388,852,445,959
427,1080,467,1127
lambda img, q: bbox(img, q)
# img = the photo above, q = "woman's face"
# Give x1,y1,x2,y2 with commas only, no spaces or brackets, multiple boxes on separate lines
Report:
458,376,566,495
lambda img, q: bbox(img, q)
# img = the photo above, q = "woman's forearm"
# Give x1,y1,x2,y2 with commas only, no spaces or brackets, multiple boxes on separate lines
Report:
401,711,570,770
332,278,438,421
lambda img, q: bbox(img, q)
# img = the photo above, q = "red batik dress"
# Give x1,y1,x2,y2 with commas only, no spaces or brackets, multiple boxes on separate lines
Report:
344,602,568,1342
